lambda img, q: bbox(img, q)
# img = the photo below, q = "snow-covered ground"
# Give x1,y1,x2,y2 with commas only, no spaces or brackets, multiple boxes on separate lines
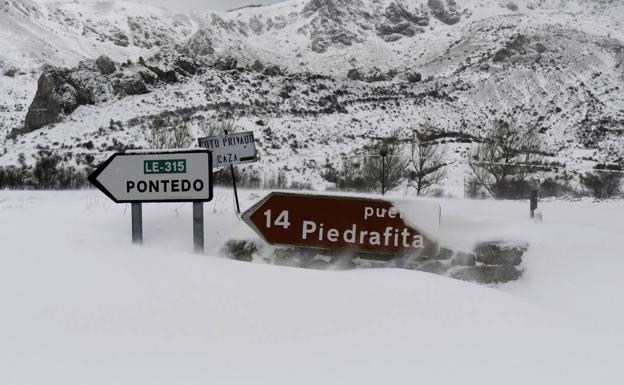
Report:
1,188,623,384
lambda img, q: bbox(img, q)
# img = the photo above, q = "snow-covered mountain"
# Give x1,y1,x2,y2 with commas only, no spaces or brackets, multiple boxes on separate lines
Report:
1,0,623,194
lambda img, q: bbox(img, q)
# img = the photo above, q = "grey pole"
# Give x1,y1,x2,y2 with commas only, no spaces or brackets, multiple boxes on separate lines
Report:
530,190,538,218
193,202,204,254
230,164,241,214
131,203,143,244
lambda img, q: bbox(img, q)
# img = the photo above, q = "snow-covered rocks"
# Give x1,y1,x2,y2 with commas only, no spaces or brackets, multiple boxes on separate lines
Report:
23,66,89,133
21,52,200,133
428,0,461,25
473,240,527,266
451,264,522,284
95,55,116,75
220,237,527,285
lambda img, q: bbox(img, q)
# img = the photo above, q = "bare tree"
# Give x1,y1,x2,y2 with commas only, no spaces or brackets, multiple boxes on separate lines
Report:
363,135,408,194
146,117,193,149
146,118,170,149
169,121,193,149
408,133,447,196
199,117,239,137
580,171,622,199
469,119,542,199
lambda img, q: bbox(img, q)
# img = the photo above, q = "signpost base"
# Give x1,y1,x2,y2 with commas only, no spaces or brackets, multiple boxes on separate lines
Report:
193,202,204,254
131,203,143,244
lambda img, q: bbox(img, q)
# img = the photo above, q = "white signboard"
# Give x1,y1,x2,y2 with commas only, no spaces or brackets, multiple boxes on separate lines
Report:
89,150,213,203
197,131,257,168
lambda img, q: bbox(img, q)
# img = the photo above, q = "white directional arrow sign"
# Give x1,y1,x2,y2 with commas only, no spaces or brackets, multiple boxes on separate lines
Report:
89,150,213,203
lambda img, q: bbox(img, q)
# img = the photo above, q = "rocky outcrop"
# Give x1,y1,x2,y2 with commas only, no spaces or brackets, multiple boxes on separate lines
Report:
492,34,546,62
301,0,369,53
24,66,89,133
376,3,428,41
473,241,527,266
23,54,199,133
95,55,116,75
219,237,526,286
449,241,528,284
402,241,526,284
213,56,238,71
428,0,461,25
185,28,215,57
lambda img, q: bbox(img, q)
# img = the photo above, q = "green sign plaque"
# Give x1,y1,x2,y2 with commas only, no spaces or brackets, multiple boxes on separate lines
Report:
144,159,187,175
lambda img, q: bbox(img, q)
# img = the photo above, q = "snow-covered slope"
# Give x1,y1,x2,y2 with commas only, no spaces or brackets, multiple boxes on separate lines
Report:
188,0,624,75
0,0,197,69
1,0,623,194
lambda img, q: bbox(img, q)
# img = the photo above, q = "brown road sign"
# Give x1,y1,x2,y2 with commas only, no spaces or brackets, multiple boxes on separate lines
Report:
242,192,440,257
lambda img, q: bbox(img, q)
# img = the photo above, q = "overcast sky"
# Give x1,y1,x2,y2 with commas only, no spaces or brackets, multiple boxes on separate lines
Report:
138,0,285,12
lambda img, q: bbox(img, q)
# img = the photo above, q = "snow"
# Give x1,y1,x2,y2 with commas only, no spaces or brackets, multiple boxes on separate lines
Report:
2,0,624,191
1,188,623,384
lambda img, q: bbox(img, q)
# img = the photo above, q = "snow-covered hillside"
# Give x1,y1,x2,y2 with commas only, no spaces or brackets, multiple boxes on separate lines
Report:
0,0,197,68
1,189,623,384
1,0,623,194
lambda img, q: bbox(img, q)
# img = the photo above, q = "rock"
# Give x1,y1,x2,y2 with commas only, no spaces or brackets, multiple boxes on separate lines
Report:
347,68,363,81
111,30,129,47
384,3,428,25
185,28,215,57
405,71,422,83
221,240,258,262
174,56,199,76
95,55,116,75
273,248,303,267
382,33,405,43
505,1,519,11
414,261,448,275
308,259,331,270
146,64,178,83
23,66,84,132
213,56,238,71
137,68,158,85
377,22,418,38
112,71,149,96
428,0,461,25
3,67,18,77
474,241,527,266
364,67,390,82
251,59,265,72
434,247,454,260
452,252,476,267
263,65,285,77
452,265,522,284
493,35,532,62
534,42,548,54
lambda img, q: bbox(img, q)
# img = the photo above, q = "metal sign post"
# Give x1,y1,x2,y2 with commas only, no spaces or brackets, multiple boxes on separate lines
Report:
230,164,241,214
131,203,143,244
89,150,213,253
193,202,204,253
530,190,538,218
198,131,258,215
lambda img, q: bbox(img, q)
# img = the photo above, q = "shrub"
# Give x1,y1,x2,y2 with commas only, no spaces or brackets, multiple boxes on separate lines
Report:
580,171,622,199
